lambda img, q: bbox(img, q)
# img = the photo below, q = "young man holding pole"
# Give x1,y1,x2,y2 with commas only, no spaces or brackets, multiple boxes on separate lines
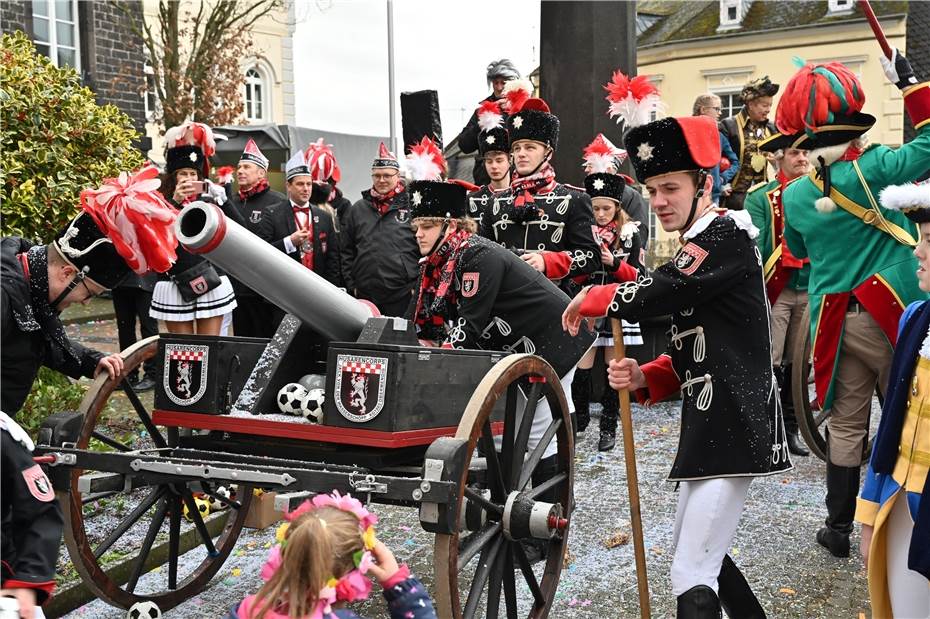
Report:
562,114,791,618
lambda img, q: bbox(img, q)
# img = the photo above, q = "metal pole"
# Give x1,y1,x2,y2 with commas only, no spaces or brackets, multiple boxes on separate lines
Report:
387,0,397,154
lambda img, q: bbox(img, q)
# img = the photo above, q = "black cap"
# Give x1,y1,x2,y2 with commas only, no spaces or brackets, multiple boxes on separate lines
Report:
166,144,206,176
478,126,510,157
508,99,559,151
409,181,467,220
584,173,626,203
624,116,721,183
53,213,130,289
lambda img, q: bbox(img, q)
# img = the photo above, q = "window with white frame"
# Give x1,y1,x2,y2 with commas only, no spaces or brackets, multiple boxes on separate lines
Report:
31,0,81,71
715,91,744,118
143,63,158,122
718,0,749,31
244,67,267,123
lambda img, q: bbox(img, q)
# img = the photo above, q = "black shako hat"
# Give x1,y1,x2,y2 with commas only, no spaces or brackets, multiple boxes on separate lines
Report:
409,180,467,220
53,212,131,289
624,116,721,183
166,144,206,176
584,173,626,203
508,98,559,150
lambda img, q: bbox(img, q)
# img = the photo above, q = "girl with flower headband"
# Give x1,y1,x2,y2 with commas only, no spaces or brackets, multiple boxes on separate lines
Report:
227,491,435,619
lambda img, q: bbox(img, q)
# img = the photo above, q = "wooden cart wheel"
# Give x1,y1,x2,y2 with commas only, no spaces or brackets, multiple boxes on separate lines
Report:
433,354,573,619
61,335,253,611
790,306,874,464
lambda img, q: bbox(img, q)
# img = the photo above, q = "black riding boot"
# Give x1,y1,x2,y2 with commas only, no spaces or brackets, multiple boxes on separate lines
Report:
816,461,860,557
778,364,809,456
677,585,722,618
571,368,592,434
717,554,766,619
598,386,618,452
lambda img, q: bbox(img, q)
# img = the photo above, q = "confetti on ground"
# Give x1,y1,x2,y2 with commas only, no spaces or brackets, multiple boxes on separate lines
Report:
779,587,796,595
604,531,630,548
231,568,241,577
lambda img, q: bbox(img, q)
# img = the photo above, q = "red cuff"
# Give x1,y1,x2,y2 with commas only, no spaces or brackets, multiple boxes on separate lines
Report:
1,578,55,603
380,563,410,589
579,284,619,318
542,251,571,280
904,81,930,130
611,260,638,282
639,355,681,404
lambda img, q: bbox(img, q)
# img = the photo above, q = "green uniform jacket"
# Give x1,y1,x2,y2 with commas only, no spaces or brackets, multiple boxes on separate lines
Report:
782,93,930,409
745,178,810,302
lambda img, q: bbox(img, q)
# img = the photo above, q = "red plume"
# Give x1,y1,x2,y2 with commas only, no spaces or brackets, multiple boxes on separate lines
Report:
406,137,447,181
776,61,865,135
477,100,504,132
79,166,177,274
604,70,662,128
215,166,234,185
503,79,534,113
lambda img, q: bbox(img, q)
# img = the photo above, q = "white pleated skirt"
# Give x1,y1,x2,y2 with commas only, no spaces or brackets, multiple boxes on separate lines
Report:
593,319,643,347
150,276,237,322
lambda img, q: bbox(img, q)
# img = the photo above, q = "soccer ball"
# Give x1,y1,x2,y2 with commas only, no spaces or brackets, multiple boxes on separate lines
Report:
208,485,230,511
299,388,325,422
298,373,326,391
277,382,308,414
183,496,211,522
127,600,162,619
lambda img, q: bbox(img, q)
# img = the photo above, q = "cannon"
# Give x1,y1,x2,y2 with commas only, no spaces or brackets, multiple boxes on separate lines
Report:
35,203,577,618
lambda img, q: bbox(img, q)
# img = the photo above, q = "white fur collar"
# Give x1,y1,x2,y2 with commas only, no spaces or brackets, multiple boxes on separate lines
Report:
683,209,759,241
920,328,930,361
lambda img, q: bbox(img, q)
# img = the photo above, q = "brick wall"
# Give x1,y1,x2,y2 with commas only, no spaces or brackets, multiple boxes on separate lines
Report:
0,1,31,36
904,1,929,142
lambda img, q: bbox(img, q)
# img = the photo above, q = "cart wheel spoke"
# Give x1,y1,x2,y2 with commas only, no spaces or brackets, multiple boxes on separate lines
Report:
458,521,502,571
518,417,561,491
464,486,503,518
814,409,831,428
485,541,507,619
463,537,504,618
513,542,545,606
181,491,218,556
527,471,567,501
93,486,164,560
168,494,181,590
511,383,542,488
123,380,167,449
126,496,169,593
500,383,519,484
91,430,132,452
479,420,508,499
503,550,518,619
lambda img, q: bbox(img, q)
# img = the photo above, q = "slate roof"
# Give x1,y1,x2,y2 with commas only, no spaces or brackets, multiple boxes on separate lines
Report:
636,0,908,47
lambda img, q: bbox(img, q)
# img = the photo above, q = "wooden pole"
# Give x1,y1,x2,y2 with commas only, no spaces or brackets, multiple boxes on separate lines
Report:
611,318,651,619
857,0,893,59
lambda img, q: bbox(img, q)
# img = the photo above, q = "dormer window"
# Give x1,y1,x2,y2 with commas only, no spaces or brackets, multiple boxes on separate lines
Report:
828,0,854,14
718,0,751,31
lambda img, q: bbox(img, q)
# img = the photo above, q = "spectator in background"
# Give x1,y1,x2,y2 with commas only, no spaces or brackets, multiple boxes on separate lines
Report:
719,76,779,209
112,271,158,391
455,59,521,186
306,137,352,231
694,93,740,207
339,143,419,316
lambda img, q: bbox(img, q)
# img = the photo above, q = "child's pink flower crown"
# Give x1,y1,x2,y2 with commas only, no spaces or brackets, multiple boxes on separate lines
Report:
263,491,379,618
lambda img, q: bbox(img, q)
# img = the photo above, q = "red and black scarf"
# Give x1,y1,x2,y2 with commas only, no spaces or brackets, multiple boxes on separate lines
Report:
238,178,269,202
510,162,557,222
413,229,472,341
595,221,618,248
370,182,406,215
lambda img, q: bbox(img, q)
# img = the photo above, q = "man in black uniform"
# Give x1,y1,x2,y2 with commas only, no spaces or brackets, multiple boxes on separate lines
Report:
260,149,341,286
225,139,286,337
465,99,511,231
563,115,791,617
454,59,521,186
1,170,176,617
339,143,419,316
479,88,600,296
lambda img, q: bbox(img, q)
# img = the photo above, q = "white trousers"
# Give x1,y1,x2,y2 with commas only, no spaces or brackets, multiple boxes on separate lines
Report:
887,495,930,618
494,366,576,460
670,477,752,596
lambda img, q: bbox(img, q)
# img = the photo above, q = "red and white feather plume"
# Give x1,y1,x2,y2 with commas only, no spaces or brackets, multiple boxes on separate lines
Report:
502,79,535,114
476,100,504,132
79,165,178,274
215,166,234,185
583,133,626,173
306,137,342,184
164,121,217,158
604,70,663,128
405,137,446,181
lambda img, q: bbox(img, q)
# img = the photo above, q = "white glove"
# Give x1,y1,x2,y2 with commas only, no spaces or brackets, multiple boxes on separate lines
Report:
205,179,228,205
880,48,918,89
0,411,35,452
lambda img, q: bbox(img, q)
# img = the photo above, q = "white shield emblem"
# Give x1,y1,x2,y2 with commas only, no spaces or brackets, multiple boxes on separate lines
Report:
163,344,209,406
334,355,388,423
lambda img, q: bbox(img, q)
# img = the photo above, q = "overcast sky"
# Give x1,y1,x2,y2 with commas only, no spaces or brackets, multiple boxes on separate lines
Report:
293,0,541,146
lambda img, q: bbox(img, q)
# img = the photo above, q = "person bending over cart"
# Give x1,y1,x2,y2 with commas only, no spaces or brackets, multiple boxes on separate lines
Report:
1,168,177,618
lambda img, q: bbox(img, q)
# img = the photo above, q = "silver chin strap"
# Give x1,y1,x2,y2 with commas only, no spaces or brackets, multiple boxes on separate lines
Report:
51,265,90,311
427,221,450,257
682,169,709,231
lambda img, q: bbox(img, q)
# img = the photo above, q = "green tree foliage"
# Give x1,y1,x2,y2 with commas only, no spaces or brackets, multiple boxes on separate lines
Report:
0,31,144,243
18,367,85,440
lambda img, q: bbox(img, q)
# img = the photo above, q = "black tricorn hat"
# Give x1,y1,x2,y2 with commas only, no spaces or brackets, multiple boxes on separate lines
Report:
759,112,876,152
584,173,626,203
53,213,131,289
741,75,779,102
624,116,721,183
166,144,206,176
409,180,467,220
508,98,559,151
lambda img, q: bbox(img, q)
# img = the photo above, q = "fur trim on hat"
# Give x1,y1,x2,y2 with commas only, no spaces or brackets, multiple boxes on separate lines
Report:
880,182,930,211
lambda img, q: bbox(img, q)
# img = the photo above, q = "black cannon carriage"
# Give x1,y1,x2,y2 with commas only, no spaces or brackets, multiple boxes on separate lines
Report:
35,202,577,618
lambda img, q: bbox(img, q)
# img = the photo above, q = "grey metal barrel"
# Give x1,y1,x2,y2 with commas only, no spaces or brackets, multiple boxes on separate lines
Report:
175,201,373,342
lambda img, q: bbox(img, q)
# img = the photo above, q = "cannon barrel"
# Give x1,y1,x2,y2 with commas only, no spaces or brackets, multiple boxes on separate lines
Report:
175,201,373,342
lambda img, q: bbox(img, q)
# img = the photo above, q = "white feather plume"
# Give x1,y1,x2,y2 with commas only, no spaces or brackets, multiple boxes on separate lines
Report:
880,181,930,211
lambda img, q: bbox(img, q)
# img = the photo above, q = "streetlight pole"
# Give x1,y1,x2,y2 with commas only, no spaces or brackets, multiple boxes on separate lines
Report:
387,0,397,154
